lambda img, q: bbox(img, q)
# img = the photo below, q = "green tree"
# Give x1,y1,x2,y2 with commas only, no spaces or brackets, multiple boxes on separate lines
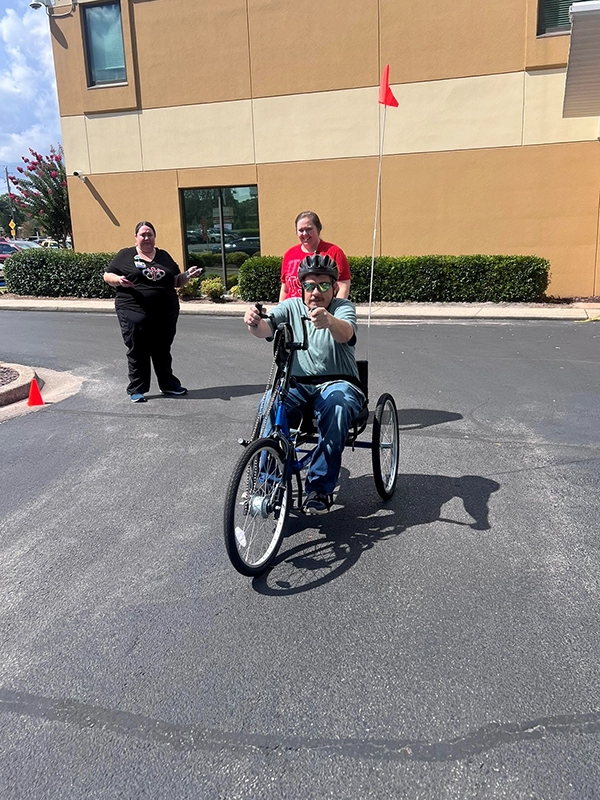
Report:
0,194,25,236
8,145,72,245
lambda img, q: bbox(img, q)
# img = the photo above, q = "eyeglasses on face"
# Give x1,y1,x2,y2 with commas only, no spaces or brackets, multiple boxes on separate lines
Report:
302,281,333,293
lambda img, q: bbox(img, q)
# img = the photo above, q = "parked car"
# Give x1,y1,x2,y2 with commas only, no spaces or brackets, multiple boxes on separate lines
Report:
0,239,22,284
40,239,61,248
207,229,239,243
186,230,207,244
210,236,261,256
12,239,42,249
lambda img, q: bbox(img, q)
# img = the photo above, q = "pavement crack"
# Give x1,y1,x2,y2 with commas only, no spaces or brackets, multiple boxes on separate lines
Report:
0,688,598,762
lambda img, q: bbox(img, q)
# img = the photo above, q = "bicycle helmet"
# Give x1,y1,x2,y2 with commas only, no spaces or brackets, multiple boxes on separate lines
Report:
297,253,339,282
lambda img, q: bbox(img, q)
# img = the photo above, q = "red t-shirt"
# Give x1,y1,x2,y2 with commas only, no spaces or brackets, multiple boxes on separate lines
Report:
280,240,351,298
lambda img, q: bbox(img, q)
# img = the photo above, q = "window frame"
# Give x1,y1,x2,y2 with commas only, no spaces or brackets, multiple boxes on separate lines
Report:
81,1,127,88
537,0,597,36
180,185,261,284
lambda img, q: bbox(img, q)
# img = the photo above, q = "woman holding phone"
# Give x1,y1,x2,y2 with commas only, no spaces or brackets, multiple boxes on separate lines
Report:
103,221,203,403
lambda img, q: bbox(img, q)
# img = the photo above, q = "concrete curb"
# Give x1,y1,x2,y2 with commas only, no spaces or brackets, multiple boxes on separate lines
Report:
1,297,600,320
0,366,82,422
0,362,43,407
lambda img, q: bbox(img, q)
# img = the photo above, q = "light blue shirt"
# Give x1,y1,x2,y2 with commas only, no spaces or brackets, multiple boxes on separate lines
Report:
268,297,360,383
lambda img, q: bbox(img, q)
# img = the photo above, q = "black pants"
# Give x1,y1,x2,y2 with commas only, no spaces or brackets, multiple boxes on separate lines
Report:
117,304,182,395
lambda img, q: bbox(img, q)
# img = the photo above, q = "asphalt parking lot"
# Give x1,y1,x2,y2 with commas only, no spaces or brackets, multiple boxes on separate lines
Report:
0,310,599,799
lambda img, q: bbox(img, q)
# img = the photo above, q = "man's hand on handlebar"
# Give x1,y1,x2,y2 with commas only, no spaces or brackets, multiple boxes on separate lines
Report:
308,306,331,330
244,302,269,330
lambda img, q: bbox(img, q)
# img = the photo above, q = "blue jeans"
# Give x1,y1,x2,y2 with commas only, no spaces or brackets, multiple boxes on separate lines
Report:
264,381,364,495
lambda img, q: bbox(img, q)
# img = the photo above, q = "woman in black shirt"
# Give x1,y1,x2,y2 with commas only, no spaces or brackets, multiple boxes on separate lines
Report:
103,221,203,403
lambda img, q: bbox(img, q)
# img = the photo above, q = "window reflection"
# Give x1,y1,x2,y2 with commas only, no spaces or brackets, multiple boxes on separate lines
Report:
83,2,126,86
181,186,260,263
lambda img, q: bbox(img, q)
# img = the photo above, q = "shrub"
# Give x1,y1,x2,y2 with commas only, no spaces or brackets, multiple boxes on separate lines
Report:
201,276,225,301
237,254,549,303
229,284,240,299
4,248,114,298
178,277,201,300
178,273,236,300
4,248,550,303
238,256,281,302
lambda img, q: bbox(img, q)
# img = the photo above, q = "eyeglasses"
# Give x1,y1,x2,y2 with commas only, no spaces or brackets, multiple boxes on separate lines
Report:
302,281,333,293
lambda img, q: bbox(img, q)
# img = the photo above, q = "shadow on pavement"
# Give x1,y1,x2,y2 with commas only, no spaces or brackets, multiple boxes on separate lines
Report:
149,384,266,401
397,408,463,430
252,470,500,596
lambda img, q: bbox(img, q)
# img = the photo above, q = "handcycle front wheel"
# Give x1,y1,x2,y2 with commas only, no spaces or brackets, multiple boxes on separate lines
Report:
372,393,399,500
224,438,291,576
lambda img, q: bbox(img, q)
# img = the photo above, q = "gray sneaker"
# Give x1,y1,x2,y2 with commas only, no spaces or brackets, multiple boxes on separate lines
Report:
304,491,333,515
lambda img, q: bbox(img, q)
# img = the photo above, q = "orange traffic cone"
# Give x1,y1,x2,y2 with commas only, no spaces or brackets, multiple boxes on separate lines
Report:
27,379,44,407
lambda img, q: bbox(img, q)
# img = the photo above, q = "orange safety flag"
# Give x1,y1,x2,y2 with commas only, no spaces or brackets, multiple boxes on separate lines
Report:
378,64,399,107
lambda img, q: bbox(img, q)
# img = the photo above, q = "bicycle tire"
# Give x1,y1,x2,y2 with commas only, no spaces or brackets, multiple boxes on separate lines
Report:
372,393,399,500
224,438,291,576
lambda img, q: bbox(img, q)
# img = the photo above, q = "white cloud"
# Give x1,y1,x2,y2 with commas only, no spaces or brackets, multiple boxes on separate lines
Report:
0,1,61,169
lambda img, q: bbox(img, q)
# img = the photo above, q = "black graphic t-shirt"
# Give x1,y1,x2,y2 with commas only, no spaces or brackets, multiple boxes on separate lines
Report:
106,247,181,312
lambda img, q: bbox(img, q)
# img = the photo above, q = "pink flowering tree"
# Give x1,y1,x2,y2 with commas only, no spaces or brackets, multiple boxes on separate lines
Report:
8,145,72,245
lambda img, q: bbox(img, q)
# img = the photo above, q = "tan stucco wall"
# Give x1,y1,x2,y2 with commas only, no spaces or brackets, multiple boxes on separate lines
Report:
53,0,600,297
60,70,598,177
247,0,378,97
68,164,260,266
69,141,600,297
68,170,185,265
381,0,528,83
52,0,571,120
256,143,600,298
378,143,600,298
132,0,252,108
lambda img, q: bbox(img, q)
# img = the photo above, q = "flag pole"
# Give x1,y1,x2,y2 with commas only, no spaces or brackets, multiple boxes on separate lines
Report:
368,65,398,351
368,103,387,334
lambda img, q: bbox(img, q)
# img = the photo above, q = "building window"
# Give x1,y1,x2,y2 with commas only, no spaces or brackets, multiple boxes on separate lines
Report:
82,2,126,86
538,0,595,35
181,186,260,282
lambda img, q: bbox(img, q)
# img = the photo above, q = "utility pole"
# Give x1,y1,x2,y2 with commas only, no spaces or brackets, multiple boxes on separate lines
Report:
4,166,15,238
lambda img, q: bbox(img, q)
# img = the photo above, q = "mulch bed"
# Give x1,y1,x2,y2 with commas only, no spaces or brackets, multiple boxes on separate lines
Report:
0,366,19,387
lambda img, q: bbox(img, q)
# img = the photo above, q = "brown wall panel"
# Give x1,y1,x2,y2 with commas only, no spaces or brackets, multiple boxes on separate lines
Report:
177,165,258,189
247,0,378,97
50,13,85,117
71,144,600,297
51,2,138,117
381,0,527,84
131,0,251,108
68,171,186,266
256,159,379,258
379,143,600,297
257,145,600,297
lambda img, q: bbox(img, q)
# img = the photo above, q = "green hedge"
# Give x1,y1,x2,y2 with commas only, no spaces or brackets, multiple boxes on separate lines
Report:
4,249,115,298
4,248,550,303
238,256,281,303
238,254,550,303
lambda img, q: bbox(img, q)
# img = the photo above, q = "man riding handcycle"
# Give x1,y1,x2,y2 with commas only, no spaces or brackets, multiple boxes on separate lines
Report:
224,254,399,576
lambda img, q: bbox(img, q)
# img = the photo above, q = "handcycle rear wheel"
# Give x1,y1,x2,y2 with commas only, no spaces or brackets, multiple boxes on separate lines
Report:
372,393,399,499
224,438,291,576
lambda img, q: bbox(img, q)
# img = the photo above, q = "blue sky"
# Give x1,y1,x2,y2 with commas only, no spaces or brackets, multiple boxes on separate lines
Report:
0,0,60,188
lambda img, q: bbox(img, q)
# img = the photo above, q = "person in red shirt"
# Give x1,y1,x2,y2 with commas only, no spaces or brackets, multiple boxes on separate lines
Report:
279,211,351,301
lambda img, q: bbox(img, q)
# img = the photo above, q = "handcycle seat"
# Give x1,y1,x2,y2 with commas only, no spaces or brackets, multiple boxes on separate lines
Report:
294,360,369,443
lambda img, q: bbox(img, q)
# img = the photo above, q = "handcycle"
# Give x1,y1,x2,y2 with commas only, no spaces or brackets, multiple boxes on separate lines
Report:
223,308,400,576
